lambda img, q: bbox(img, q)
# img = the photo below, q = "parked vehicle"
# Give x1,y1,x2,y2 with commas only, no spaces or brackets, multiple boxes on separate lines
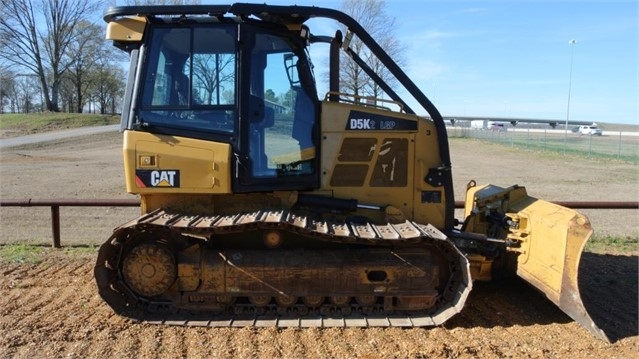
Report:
579,125,603,136
490,123,507,132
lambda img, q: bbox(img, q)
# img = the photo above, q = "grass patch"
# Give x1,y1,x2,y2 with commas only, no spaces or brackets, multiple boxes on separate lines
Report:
0,244,46,264
0,243,98,264
504,137,638,163
0,112,119,138
586,234,638,255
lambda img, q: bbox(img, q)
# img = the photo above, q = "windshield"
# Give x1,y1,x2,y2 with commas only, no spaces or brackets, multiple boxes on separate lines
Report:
137,25,237,134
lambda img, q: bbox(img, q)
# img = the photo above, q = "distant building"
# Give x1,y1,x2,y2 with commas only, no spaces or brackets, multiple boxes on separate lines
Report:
264,99,288,114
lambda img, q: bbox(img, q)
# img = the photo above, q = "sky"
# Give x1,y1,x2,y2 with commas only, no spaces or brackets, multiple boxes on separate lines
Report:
253,0,638,125
107,0,637,125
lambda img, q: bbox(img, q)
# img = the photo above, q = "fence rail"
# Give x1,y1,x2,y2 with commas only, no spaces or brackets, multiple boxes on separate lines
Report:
2,198,638,248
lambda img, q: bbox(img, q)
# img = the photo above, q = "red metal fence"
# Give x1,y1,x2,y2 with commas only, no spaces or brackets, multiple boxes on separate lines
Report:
1,198,637,248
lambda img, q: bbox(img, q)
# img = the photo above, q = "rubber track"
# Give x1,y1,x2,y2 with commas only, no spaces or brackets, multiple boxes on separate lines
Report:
95,209,472,328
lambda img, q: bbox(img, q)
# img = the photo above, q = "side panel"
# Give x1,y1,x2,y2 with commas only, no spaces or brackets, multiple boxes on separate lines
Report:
320,102,413,223
320,101,447,228
123,130,232,195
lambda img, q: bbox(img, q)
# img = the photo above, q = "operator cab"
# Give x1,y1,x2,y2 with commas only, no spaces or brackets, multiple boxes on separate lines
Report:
130,18,319,192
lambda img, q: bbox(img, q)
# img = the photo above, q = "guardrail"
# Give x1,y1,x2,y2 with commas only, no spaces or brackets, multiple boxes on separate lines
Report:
2,198,638,248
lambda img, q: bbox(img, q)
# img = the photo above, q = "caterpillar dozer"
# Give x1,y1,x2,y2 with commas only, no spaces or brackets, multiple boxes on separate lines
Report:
96,3,608,341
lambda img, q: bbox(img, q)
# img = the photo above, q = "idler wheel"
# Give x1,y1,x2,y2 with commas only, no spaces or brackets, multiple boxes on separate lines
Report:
330,295,351,306
122,242,177,297
276,295,298,307
303,296,324,307
249,295,272,307
216,295,235,305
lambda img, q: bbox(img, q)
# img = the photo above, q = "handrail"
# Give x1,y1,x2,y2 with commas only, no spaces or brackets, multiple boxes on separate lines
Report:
1,198,637,248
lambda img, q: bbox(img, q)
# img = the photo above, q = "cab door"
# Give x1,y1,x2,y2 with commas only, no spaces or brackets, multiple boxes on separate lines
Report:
234,25,320,192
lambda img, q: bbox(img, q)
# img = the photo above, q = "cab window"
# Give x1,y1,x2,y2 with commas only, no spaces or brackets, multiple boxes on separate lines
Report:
138,25,237,135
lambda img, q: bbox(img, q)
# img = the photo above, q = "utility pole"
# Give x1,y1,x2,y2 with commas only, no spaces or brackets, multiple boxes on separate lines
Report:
564,39,577,155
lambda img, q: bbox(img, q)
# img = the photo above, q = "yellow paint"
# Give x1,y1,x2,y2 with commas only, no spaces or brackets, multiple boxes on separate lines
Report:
462,183,591,305
106,16,146,41
320,101,446,228
123,130,232,195
513,200,592,304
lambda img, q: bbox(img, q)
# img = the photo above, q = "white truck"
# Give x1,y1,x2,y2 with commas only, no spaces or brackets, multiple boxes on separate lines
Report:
471,120,506,131
470,119,488,130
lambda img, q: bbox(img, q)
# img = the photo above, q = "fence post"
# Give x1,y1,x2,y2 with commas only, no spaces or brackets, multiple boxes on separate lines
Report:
618,131,622,159
544,129,547,151
51,205,61,248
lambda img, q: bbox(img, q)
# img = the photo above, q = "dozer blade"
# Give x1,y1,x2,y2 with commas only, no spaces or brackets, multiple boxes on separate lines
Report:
464,184,610,342
505,193,610,343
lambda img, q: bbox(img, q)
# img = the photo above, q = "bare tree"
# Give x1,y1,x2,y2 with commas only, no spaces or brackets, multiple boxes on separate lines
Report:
90,60,125,115
9,75,41,113
338,0,405,102
58,72,75,112
66,21,103,113
0,66,15,113
0,0,99,112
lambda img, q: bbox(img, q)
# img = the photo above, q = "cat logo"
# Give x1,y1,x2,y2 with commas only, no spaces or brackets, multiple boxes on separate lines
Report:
151,170,177,186
135,170,181,188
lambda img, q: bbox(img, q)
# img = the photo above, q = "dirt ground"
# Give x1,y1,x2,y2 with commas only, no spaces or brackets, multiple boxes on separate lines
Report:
0,131,637,358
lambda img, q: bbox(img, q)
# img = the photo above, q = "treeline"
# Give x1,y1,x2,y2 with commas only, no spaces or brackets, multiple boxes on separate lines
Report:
0,0,401,116
0,0,127,115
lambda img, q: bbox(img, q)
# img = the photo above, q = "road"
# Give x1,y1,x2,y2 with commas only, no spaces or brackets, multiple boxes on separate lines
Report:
0,124,119,149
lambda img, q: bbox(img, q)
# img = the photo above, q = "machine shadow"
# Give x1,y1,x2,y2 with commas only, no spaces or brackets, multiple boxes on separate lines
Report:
579,252,638,342
446,252,638,342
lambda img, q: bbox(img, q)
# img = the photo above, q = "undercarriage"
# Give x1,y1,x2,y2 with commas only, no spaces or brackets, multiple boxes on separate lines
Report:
95,209,472,327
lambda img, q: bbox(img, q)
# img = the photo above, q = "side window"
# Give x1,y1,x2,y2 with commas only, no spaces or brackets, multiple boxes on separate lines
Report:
141,28,190,107
249,33,316,177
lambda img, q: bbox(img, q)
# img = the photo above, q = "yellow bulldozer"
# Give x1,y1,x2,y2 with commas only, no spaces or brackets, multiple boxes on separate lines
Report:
96,3,607,341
